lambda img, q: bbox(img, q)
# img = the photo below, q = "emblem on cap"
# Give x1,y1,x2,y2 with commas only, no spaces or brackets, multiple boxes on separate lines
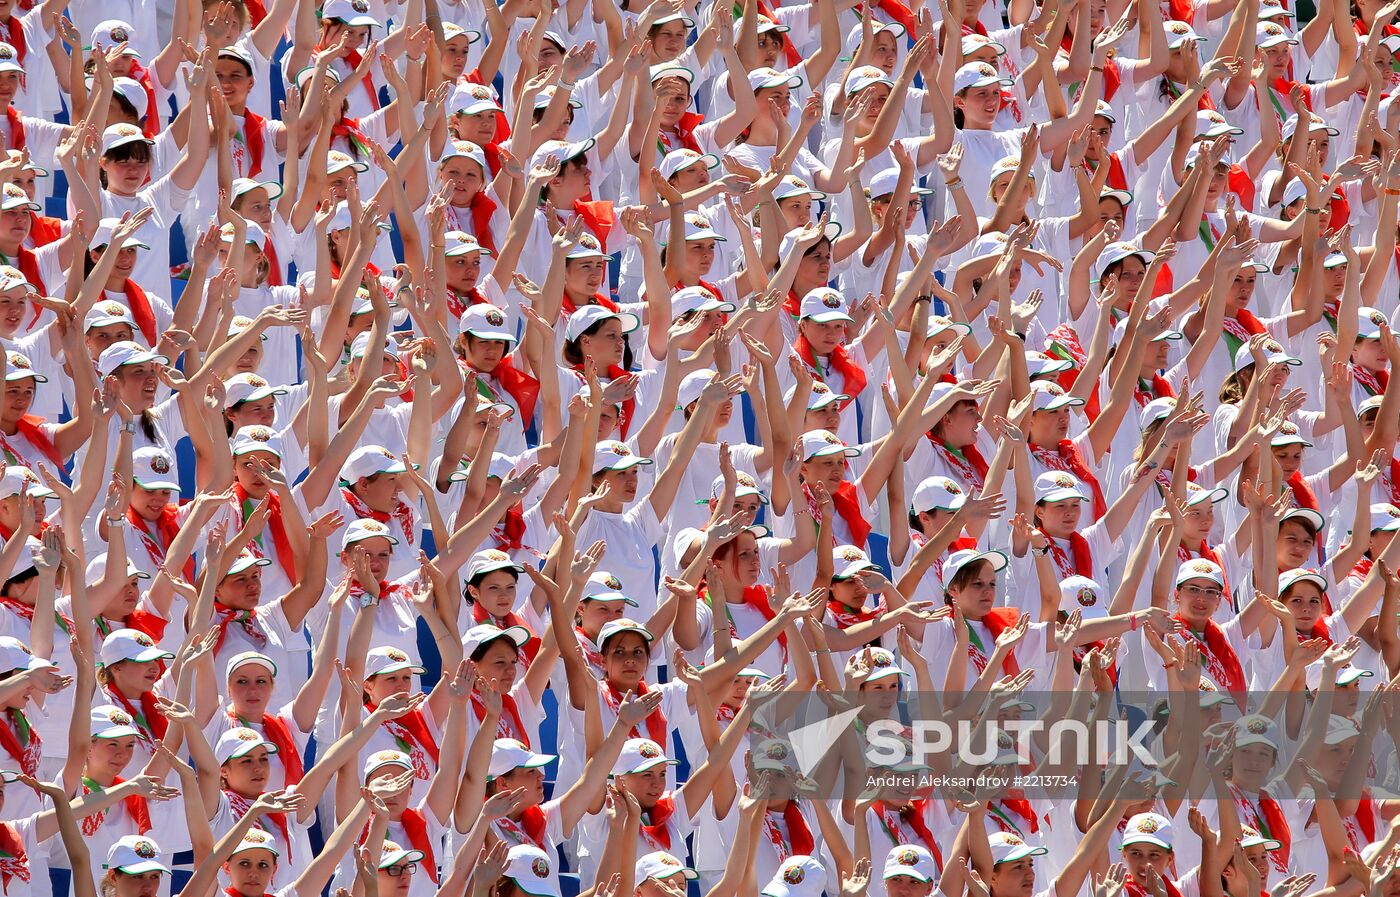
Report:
248,426,274,442
611,443,631,456
1136,817,1160,832
385,648,409,662
1003,834,1024,846
485,309,505,326
1052,473,1076,488
103,302,127,316
0,46,13,60
896,849,920,865
470,85,492,99
109,709,132,725
6,353,27,369
765,742,788,759
133,632,154,647
532,857,549,877
484,549,510,561
362,520,386,532
637,741,662,759
784,867,805,885
350,0,370,11
1077,586,1097,607
245,829,270,843
1190,560,1215,573
821,294,842,309
604,574,622,589
110,25,130,42
149,454,171,474
236,728,260,741
660,855,681,866
945,482,962,494
839,547,864,562
1246,718,1269,734
133,840,157,858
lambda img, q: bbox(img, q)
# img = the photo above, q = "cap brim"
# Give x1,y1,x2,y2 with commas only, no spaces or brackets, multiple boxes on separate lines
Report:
116,861,170,875
1121,835,1173,851
132,477,181,493
585,591,640,606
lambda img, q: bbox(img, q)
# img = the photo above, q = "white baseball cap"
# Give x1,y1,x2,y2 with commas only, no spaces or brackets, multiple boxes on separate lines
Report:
503,845,559,897
883,846,939,882
325,151,370,176
1233,714,1281,750
800,429,860,460
954,61,1012,93
1034,471,1089,504
452,82,503,116
636,852,698,884
1231,340,1300,373
92,218,151,251
98,629,173,667
363,749,414,779
672,286,735,319
1093,241,1154,283
232,178,284,202
1278,567,1328,596
97,342,167,377
1120,813,1174,850
832,544,879,580
0,466,52,501
1163,20,1203,49
787,380,850,411
378,840,427,872
799,288,853,323
747,67,803,91
1257,21,1299,49
364,646,426,678
612,737,676,775
528,138,595,174
762,857,827,897
1176,558,1226,587
132,446,180,492
439,139,489,173
1030,382,1084,412
322,0,382,28
988,832,1049,864
100,123,153,155
1198,676,1235,708
0,183,37,213
225,373,288,407
0,42,22,74
1059,575,1110,620
214,726,279,765
230,424,284,459
458,304,516,343
846,64,895,95
462,622,530,657
659,148,718,179
598,618,655,648
340,445,409,484
488,737,556,779
773,176,826,202
1306,662,1374,692
91,704,141,739
912,476,969,513
467,548,525,580
943,548,1008,583
1371,503,1400,532
591,440,654,474
225,651,278,681
583,570,637,605
868,167,935,200
444,230,493,258
563,304,641,342
1196,109,1244,139
339,519,400,551
105,836,169,875
230,828,281,858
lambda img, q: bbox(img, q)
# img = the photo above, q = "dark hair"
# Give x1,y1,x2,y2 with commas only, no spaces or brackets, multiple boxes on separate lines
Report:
1,566,37,597
562,318,635,369
99,142,153,189
539,155,587,203
598,627,652,657
945,558,990,597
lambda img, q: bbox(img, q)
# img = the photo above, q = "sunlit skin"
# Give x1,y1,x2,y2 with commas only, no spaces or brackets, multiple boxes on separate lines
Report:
1274,518,1318,570
224,847,278,897
127,485,172,522
471,637,520,692
804,402,842,432
457,333,508,376
439,156,487,207
545,156,592,207
86,319,138,359
1035,497,1084,540
86,733,137,784
778,195,814,228
0,203,30,252
649,20,689,61
104,657,161,699
638,874,689,897
955,84,1003,130
222,744,274,796
564,255,608,303
340,536,394,586
799,451,847,495
107,869,164,897
1177,500,1215,546
0,665,32,709
885,875,936,897
110,361,161,414
378,862,415,897
602,630,651,693
95,573,143,622
451,109,498,146
1230,743,1276,792
467,569,520,619
228,396,277,432
797,317,848,357
931,399,983,449
793,240,833,294
0,285,29,338
101,147,153,198
1281,581,1326,634
216,565,264,612
0,70,18,109
233,449,281,500
1174,577,1222,628
616,765,667,809
365,666,414,706
576,318,627,370
987,857,1036,897
945,559,999,621
859,675,900,719
446,248,485,295
227,663,275,719
439,34,473,80
576,597,627,642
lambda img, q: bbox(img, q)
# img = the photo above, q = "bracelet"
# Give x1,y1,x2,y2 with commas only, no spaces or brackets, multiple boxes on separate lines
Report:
1091,65,1105,72
916,293,933,303
1305,207,1323,214
560,79,577,89
407,55,424,63
945,177,964,189
814,649,832,655
1385,188,1400,197
105,517,124,527
1033,545,1051,556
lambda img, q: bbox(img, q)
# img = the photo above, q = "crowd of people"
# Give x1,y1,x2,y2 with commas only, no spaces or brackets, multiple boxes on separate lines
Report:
0,0,1396,894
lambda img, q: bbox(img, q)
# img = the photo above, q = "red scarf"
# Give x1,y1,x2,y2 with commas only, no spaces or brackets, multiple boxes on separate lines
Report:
639,794,676,850
241,110,267,179
1254,789,1292,868
471,602,541,665
1029,440,1107,519
265,242,281,286
2,19,21,66
227,710,304,785
114,280,158,347
1,416,62,467
16,248,44,331
0,710,37,776
560,291,620,316
817,481,872,548
1221,308,1269,347
214,602,268,651
331,116,373,156
571,200,615,250
660,112,705,153
339,53,380,110
931,437,989,492
1177,616,1247,701
968,609,1021,677
124,609,168,642
447,286,487,320
496,805,548,847
399,809,440,884
1043,531,1094,579
1126,876,1183,897
80,776,151,837
369,702,441,780
128,505,196,583
108,687,167,748
604,679,668,746
471,689,530,747
792,336,867,406
873,800,944,868
874,0,917,33
825,595,884,628
243,0,267,24
1093,152,1129,191
1285,470,1321,511
126,60,160,137
994,798,1041,834
1,108,19,155
0,820,28,890
491,355,540,426
0,594,73,637
763,801,815,860
1134,373,1176,407
1354,363,1389,397
27,213,59,247
494,507,527,551
341,487,415,546
469,192,499,254
234,485,297,583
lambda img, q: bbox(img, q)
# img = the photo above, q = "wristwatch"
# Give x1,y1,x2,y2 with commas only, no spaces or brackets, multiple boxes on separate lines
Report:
358,593,379,608
120,421,137,434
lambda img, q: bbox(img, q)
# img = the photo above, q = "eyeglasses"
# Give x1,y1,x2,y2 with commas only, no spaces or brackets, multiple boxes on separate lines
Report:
1179,585,1223,600
384,864,418,878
